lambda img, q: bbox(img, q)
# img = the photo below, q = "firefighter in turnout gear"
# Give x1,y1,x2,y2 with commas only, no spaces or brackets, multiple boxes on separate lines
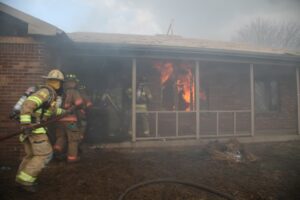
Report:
16,69,65,192
101,83,123,137
53,74,84,163
78,84,93,139
127,76,152,136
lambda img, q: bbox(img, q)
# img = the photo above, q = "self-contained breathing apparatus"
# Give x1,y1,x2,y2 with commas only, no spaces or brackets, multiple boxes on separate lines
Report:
9,86,63,121
136,83,149,104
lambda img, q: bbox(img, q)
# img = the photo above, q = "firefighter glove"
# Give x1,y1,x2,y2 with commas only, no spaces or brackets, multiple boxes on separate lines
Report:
9,110,20,120
21,125,33,136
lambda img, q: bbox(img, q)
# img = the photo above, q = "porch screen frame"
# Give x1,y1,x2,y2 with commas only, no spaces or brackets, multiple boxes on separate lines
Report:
131,58,137,142
297,67,300,135
196,60,200,139
250,64,255,136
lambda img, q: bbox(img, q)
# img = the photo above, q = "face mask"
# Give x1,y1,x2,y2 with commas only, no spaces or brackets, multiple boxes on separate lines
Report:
47,79,61,90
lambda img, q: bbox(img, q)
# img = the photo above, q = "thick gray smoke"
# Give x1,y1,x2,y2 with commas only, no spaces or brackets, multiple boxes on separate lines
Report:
2,0,300,41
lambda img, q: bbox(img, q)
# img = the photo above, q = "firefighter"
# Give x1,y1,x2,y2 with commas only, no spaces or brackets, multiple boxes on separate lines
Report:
101,81,123,137
127,76,152,136
16,69,65,192
53,74,84,163
78,84,93,139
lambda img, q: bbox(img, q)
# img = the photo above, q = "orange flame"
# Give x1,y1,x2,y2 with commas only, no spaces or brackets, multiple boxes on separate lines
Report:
154,61,195,111
154,62,174,85
177,65,195,111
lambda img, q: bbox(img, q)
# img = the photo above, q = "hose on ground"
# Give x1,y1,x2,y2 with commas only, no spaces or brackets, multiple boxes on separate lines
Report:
118,179,235,200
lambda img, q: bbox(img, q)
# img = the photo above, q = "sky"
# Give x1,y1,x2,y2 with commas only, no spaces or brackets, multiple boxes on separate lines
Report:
2,0,300,41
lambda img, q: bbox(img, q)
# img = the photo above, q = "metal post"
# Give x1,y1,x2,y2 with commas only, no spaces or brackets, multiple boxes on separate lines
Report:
216,112,219,136
250,64,255,136
156,112,158,137
233,112,236,135
195,61,200,139
176,111,179,136
132,58,137,142
296,67,300,135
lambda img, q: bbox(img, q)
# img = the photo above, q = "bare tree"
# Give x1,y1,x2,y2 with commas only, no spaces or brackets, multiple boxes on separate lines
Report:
232,18,300,51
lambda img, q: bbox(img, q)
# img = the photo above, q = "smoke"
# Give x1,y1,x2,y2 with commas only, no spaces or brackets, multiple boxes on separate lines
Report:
76,0,162,34
128,0,300,40
2,0,300,41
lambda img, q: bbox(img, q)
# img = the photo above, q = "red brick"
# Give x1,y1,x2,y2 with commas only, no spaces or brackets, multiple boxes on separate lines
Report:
0,37,52,164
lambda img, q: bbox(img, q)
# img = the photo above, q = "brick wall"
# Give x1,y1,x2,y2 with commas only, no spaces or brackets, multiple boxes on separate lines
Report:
0,36,51,164
255,65,297,133
201,64,251,111
199,63,251,134
200,64,297,134
199,63,297,134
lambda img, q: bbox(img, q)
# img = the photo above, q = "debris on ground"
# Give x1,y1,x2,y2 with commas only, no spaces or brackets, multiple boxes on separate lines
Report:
0,141,299,200
206,139,258,163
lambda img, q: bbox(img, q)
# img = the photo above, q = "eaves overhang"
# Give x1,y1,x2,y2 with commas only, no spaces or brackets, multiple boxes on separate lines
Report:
66,42,300,66
0,2,64,36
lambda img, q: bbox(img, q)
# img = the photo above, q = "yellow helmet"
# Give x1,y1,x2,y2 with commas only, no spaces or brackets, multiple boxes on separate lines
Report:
42,69,64,81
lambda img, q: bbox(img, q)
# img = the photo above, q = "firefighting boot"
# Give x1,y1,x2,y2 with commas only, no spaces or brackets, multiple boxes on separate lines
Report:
18,184,38,193
67,156,81,164
16,178,38,193
53,144,66,161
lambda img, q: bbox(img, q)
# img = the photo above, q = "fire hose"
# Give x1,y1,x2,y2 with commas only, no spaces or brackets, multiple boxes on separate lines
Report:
118,179,235,200
0,107,76,142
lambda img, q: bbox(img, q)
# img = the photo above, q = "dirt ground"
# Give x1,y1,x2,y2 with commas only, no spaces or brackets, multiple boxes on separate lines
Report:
1,140,300,200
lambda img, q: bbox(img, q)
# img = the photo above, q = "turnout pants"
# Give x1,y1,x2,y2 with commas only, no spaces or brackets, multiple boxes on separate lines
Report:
54,122,81,161
129,104,150,135
16,133,52,186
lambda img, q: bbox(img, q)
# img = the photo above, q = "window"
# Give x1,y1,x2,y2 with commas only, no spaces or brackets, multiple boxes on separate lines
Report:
255,80,279,112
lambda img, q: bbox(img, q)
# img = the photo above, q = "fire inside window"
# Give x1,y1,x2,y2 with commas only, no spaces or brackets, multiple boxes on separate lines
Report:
153,61,206,111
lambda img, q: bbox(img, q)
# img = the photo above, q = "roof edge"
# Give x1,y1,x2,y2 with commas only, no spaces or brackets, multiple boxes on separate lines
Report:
0,2,64,36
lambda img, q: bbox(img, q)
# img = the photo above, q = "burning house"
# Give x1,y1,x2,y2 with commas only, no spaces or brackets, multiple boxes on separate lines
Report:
62,33,300,143
1,3,300,162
